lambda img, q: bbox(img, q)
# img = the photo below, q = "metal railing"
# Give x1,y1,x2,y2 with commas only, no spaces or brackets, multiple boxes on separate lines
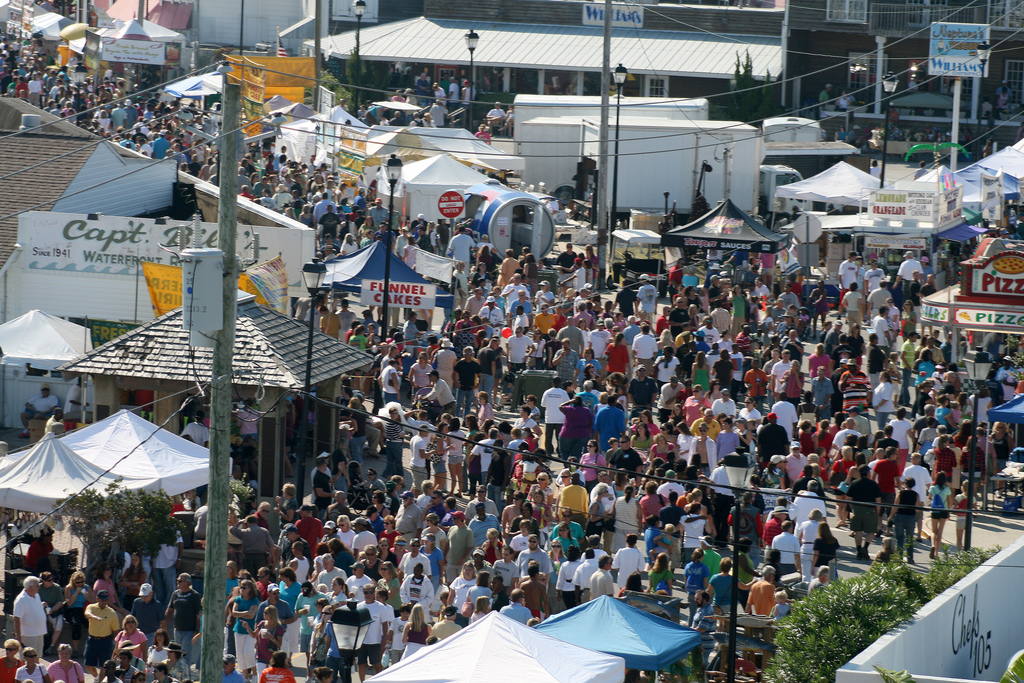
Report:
826,0,868,22
868,2,988,36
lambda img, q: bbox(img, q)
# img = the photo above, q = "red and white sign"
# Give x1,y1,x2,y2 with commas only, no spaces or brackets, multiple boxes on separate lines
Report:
967,251,1024,298
359,280,437,308
438,190,465,219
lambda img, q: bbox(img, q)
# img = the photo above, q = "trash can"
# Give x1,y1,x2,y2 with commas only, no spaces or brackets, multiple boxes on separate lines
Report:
511,370,558,410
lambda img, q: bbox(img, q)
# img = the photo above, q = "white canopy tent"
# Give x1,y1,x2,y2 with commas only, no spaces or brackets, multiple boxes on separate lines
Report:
31,12,73,40
59,409,209,495
370,612,625,683
377,154,490,222
775,161,883,206
0,311,92,429
0,433,152,513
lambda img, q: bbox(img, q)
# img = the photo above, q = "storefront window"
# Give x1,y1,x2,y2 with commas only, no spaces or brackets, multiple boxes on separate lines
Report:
512,68,538,95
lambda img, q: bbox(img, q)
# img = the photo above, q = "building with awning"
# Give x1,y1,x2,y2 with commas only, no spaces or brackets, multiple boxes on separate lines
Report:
315,16,782,98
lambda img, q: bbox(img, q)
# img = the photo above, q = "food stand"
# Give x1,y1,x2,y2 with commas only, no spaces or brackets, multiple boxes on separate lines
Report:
921,237,1024,362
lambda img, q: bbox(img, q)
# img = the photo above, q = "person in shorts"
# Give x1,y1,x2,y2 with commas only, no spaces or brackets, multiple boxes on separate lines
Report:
846,464,881,561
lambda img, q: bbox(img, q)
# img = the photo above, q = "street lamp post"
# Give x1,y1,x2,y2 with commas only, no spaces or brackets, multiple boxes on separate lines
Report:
722,453,753,683
611,63,627,234
71,64,88,85
963,346,993,550
353,0,365,105
331,601,372,683
381,154,403,334
879,71,898,187
294,259,327,505
464,29,479,130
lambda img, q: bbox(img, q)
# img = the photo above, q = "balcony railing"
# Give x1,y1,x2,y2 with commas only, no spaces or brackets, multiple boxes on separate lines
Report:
826,0,867,22
869,3,988,37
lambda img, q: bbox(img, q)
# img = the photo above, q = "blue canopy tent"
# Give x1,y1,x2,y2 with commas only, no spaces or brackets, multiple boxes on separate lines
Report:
989,394,1024,424
535,596,702,671
322,241,454,308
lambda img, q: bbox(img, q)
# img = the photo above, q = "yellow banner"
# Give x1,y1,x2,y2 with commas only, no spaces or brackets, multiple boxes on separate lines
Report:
142,262,183,316
239,256,288,313
226,56,315,89
241,57,265,124
144,259,287,317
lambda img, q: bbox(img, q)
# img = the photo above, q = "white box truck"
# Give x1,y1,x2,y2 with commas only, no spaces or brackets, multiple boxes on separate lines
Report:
579,117,764,216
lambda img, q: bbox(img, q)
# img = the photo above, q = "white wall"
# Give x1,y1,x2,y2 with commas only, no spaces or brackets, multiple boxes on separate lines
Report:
837,534,1024,683
200,0,303,48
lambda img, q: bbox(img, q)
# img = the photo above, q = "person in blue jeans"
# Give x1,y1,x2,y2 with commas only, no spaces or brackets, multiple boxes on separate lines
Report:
453,347,481,417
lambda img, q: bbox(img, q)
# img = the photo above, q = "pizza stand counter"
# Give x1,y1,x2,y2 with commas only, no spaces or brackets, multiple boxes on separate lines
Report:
921,237,1024,364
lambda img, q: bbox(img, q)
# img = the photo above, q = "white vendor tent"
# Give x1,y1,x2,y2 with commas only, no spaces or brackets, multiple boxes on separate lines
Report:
775,161,882,206
377,155,490,222
0,310,91,370
0,310,92,429
370,612,625,683
0,433,150,513
60,409,209,495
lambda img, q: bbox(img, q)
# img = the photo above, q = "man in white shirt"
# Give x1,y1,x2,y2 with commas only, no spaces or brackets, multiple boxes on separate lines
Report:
900,452,931,540
447,228,476,263
541,378,570,453
831,418,860,452
771,520,802,579
838,253,860,291
894,251,923,291
636,275,658,318
181,410,210,446
355,585,392,679
863,259,885,292
481,298,505,326
871,307,893,350
631,325,659,373
19,385,60,435
398,539,432,579
573,551,601,603
506,327,531,370
379,358,402,403
611,534,646,583
588,321,613,359
770,399,798,441
711,389,737,417
699,319,721,346
535,282,556,309
769,351,793,399
346,563,375,594
12,576,47,654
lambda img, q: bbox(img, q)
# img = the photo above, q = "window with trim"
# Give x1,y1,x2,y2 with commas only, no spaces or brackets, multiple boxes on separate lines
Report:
848,52,876,92
647,77,666,98
827,0,867,22
1005,60,1024,106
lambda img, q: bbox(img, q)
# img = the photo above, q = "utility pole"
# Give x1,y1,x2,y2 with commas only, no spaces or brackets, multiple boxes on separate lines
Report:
596,0,611,288
200,66,239,683
314,0,322,91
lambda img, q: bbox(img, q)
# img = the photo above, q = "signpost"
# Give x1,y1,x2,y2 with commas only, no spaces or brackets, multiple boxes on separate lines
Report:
438,190,465,219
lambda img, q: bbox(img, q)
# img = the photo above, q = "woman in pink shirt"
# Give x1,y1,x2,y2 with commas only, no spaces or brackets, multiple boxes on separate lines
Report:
579,441,607,490
808,343,831,379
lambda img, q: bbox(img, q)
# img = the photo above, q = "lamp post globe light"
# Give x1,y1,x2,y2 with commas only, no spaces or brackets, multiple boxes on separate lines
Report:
464,29,479,129
611,63,627,234
294,259,327,504
722,452,753,683
380,154,403,334
331,601,372,683
878,71,898,187
963,346,993,550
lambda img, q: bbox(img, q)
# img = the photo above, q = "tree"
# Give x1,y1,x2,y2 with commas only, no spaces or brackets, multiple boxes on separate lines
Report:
58,482,184,572
721,51,779,124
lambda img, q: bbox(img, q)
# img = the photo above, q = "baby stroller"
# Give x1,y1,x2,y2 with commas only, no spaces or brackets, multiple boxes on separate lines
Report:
414,387,442,423
346,461,372,510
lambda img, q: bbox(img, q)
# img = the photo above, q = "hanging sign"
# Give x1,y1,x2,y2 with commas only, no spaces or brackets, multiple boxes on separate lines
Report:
581,3,644,28
359,280,436,308
928,22,990,77
967,250,1024,297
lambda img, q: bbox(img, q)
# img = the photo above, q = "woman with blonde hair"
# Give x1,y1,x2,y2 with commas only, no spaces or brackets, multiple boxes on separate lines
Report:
401,604,431,658
63,571,94,657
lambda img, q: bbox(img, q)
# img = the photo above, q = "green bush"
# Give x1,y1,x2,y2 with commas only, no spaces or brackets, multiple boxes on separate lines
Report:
920,547,999,599
764,552,996,683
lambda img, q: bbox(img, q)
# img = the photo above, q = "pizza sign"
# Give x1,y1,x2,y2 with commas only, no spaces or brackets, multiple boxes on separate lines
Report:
969,251,1024,297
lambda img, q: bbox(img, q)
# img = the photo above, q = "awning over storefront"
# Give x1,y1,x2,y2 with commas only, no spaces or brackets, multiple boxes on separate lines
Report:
315,17,782,79
937,222,987,242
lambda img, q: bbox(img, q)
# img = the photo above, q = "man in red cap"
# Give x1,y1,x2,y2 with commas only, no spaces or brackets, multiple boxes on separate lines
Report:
756,412,789,466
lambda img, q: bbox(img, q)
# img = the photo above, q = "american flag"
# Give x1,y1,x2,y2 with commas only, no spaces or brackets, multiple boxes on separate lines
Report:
277,32,288,57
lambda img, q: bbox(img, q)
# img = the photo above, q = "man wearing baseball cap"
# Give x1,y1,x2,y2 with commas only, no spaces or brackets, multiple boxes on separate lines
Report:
84,590,119,677
756,412,789,465
130,583,164,645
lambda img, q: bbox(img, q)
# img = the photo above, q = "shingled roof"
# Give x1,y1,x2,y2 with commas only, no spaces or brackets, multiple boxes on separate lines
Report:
58,297,373,387
0,99,101,264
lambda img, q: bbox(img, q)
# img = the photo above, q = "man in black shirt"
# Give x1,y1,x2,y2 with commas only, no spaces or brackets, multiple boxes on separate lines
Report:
679,341,698,380
822,321,839,357
556,244,577,275
756,413,789,465
477,337,501,398
668,299,689,338
318,205,342,242
615,286,637,316
659,491,685,527
627,366,658,411
846,464,882,559
312,454,335,516
790,464,814,496
453,347,481,418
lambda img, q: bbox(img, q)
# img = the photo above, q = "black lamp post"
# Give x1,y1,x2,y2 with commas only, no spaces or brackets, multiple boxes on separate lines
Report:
464,29,479,130
331,601,372,683
611,63,627,233
380,154,403,335
353,0,365,105
295,259,327,504
723,453,753,683
963,346,992,550
879,71,899,187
